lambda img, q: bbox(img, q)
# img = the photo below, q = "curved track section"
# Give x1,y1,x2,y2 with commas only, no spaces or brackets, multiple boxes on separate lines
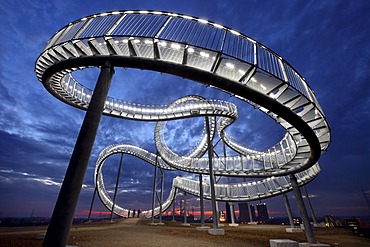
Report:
95,95,321,217
95,143,320,217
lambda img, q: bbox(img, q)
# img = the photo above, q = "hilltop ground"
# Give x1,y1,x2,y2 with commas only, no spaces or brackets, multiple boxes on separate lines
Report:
1,218,369,247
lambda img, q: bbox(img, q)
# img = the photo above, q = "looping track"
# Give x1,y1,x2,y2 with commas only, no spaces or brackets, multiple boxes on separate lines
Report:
35,10,330,217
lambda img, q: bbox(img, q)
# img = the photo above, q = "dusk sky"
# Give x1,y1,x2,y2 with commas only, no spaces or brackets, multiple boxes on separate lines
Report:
0,0,369,219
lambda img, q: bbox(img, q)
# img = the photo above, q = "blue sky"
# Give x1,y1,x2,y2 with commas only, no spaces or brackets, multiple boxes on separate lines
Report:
0,0,369,219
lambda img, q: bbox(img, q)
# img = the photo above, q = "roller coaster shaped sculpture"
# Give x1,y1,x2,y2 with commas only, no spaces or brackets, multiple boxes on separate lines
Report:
35,10,330,218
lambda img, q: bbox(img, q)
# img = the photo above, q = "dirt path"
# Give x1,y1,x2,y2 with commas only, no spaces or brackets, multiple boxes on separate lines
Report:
1,218,369,247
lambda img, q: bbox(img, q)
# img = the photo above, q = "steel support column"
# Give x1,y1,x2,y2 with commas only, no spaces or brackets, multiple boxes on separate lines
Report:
159,168,164,224
216,201,220,225
303,186,317,225
283,193,295,228
229,202,236,224
43,62,114,247
110,153,124,222
183,191,187,224
248,202,253,223
87,187,97,221
290,174,317,244
151,153,159,224
199,173,205,226
172,199,176,221
205,117,218,229
223,141,235,225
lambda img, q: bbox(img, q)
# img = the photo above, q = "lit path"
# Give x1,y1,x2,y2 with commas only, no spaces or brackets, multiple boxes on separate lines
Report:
35,10,330,218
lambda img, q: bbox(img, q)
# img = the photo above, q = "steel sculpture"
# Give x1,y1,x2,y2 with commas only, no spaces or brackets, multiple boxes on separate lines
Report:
35,10,331,245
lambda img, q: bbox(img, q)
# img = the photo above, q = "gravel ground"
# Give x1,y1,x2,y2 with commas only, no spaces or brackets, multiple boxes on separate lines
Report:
1,218,369,247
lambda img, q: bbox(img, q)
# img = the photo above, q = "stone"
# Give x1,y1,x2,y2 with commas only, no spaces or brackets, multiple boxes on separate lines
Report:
269,239,298,247
298,243,330,247
208,228,225,235
196,226,210,231
229,223,239,227
286,227,303,233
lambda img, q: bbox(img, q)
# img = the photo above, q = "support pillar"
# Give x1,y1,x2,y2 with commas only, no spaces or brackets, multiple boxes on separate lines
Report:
205,117,224,235
228,202,238,226
223,141,237,227
216,201,223,227
87,186,97,221
158,168,164,225
110,153,124,222
283,193,295,228
199,174,205,226
229,203,235,224
172,199,176,221
303,186,317,225
150,153,158,225
196,173,209,231
247,202,254,223
181,191,190,226
42,62,114,247
290,174,317,244
283,193,302,233
206,117,217,229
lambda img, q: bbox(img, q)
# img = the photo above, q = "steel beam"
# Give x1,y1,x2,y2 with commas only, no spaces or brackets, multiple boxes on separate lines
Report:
43,61,114,247
205,117,218,229
303,186,317,225
150,153,159,224
290,174,317,244
110,153,124,222
283,193,295,228
199,174,205,226
87,187,97,221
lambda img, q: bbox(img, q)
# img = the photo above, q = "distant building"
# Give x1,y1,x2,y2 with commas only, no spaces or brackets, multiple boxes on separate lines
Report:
250,204,257,221
256,203,269,223
237,202,256,222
